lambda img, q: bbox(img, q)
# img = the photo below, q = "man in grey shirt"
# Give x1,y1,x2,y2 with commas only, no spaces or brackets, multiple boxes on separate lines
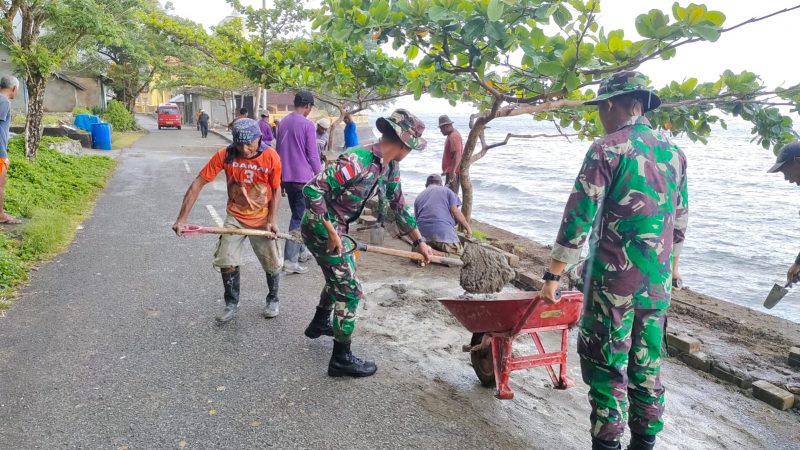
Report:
413,174,471,255
0,75,20,224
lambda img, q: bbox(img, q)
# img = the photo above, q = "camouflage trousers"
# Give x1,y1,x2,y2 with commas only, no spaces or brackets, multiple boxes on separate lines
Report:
578,295,667,441
301,219,362,343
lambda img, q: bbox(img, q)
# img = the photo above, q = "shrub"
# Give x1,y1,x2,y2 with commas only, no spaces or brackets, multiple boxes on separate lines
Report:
72,106,92,116
100,100,138,132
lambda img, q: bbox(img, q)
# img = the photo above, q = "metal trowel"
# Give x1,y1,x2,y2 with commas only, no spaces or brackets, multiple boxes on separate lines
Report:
764,282,791,309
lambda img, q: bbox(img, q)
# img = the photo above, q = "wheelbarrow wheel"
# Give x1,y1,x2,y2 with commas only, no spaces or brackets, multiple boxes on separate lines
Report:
470,333,495,387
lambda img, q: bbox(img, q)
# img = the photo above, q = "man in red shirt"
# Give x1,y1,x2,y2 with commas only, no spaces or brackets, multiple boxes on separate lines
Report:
438,115,463,195
172,119,283,323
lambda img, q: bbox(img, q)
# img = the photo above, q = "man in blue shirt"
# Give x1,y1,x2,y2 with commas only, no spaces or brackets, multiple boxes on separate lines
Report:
0,75,20,224
413,174,471,255
343,113,358,148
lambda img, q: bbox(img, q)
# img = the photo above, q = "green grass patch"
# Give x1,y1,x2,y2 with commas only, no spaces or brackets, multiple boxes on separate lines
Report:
0,135,117,306
11,114,68,127
112,130,146,150
471,229,489,242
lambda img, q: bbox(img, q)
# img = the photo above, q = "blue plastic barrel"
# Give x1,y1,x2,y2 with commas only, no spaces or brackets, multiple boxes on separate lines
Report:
91,122,112,150
74,114,101,132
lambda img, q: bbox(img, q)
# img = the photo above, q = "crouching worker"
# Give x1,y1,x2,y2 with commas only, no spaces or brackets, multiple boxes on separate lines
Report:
172,119,284,323
414,174,471,256
302,109,433,377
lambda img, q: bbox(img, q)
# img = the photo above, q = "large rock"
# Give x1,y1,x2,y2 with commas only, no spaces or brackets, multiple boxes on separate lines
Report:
47,139,83,156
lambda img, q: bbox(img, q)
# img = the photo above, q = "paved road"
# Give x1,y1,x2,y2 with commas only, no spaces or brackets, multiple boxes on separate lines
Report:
0,117,524,449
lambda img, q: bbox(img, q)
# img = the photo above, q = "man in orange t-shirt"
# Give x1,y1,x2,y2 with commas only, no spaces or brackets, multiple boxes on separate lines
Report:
173,119,283,324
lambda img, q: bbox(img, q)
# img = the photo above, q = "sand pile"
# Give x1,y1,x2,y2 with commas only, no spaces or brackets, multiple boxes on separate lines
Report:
459,243,516,294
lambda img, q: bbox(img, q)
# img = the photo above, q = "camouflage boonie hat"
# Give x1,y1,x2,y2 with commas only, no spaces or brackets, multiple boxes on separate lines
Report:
231,118,262,144
584,71,662,113
376,108,427,151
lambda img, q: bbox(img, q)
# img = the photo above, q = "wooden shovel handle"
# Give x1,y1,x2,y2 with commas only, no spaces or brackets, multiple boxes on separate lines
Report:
359,243,464,267
195,226,300,242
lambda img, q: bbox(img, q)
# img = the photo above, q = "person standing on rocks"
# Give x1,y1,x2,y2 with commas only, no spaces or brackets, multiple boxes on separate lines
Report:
197,109,209,139
172,119,283,323
302,109,433,378
0,75,20,224
539,71,689,450
438,115,463,195
767,141,800,285
414,174,471,256
276,90,320,274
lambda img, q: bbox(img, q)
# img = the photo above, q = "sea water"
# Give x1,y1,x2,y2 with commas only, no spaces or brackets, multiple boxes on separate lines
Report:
366,108,800,324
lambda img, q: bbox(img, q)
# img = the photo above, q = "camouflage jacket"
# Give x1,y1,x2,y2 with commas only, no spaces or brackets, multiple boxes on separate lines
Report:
552,116,688,309
303,144,417,235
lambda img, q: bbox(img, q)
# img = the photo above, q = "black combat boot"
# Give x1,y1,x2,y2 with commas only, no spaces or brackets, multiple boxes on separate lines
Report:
592,437,621,450
264,272,280,318
626,434,656,450
216,268,240,324
304,306,334,338
328,340,378,378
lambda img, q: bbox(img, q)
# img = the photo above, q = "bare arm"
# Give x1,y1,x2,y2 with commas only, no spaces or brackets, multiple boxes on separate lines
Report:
266,186,281,233
449,204,471,237
172,176,209,234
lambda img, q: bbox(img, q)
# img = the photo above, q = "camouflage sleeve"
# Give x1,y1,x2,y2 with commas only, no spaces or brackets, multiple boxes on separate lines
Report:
673,151,689,254
551,142,614,264
382,163,417,235
303,152,364,222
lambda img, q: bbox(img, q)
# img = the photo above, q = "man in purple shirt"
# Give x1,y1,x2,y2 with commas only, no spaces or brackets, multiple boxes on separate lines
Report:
259,111,274,145
276,90,320,273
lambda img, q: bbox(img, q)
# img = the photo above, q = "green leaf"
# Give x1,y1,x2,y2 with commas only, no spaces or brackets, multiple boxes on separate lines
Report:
429,5,448,22
565,72,580,92
537,60,563,76
704,10,726,26
487,0,504,22
692,24,721,42
406,45,419,59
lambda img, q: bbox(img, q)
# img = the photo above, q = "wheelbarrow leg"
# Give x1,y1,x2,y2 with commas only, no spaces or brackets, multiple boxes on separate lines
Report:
556,328,574,389
492,336,514,399
530,331,560,387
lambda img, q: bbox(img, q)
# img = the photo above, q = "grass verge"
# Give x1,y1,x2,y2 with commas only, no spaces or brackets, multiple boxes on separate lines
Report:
0,136,117,310
112,130,146,150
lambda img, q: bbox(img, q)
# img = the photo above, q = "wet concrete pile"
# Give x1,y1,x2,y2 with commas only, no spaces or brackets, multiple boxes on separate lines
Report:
459,243,516,294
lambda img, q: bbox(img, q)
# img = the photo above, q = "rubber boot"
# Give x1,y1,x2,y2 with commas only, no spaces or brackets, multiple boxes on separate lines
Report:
216,269,240,324
626,434,656,450
327,340,378,378
264,272,280,318
592,437,621,450
304,306,334,338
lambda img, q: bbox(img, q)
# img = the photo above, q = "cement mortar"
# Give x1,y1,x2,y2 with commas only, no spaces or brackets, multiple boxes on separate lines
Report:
460,242,515,293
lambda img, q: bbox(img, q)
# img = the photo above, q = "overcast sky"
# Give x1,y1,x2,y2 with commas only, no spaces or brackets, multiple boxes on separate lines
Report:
167,0,800,109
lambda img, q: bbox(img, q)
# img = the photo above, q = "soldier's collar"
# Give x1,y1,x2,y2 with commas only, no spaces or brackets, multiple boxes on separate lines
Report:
614,115,651,132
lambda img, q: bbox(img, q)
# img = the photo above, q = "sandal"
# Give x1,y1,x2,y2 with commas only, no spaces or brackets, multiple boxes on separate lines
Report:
0,215,22,224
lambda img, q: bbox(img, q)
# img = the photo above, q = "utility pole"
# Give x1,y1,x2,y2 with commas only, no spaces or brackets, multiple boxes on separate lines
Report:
261,0,268,114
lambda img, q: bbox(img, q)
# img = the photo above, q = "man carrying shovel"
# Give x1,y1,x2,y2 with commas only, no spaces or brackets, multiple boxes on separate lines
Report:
172,118,283,323
540,72,688,450
767,141,800,290
301,109,433,378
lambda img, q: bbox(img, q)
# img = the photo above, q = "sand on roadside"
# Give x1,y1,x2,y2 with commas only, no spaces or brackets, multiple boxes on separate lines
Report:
347,226,800,450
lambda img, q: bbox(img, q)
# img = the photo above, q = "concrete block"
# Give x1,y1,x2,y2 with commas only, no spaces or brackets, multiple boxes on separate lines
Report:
362,208,373,217
752,380,796,411
496,248,520,267
711,363,753,389
789,347,800,368
666,333,702,354
357,215,377,225
512,271,543,291
678,351,712,373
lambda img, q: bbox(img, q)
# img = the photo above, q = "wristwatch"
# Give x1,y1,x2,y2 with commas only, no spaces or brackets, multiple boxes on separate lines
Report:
412,237,426,248
543,271,561,282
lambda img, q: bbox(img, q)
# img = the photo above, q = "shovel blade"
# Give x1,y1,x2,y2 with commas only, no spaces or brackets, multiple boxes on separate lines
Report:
764,283,789,309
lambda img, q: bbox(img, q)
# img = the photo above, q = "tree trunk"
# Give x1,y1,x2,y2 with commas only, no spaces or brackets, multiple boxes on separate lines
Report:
24,76,47,160
254,85,262,113
458,120,486,222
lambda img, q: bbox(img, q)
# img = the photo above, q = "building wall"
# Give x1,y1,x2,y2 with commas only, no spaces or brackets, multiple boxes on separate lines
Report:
42,79,78,112
71,76,104,109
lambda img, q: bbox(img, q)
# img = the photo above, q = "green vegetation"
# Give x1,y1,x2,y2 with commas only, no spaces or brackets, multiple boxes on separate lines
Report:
0,136,117,308
112,131,146,150
71,106,92,116
100,100,139,132
11,114,65,127
470,229,488,243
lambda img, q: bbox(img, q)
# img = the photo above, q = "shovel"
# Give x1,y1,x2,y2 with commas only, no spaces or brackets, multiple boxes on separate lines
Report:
764,282,791,309
180,225,302,242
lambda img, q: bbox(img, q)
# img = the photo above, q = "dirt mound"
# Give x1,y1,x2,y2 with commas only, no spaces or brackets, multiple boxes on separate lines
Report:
460,243,515,293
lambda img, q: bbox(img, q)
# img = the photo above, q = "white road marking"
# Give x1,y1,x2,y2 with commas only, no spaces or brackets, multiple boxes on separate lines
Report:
183,160,191,174
206,205,224,227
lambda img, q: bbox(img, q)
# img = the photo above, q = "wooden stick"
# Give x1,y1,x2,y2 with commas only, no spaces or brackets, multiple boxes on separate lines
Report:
200,226,300,242
359,243,464,267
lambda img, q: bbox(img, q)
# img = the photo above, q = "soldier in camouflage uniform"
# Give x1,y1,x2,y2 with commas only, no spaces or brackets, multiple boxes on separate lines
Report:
539,72,689,450
302,109,433,378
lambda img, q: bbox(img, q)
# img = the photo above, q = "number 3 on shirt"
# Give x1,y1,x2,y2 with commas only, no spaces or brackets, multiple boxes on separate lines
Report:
244,170,255,184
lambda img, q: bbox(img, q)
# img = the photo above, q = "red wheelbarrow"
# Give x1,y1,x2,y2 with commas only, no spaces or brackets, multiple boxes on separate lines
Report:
439,291,583,399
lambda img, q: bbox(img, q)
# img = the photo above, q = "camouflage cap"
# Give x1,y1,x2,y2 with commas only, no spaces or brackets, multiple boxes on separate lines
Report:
231,118,262,144
376,108,427,151
584,71,662,113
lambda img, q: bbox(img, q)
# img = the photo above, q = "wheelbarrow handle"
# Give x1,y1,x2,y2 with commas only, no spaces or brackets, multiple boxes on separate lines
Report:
181,225,302,242
510,290,564,336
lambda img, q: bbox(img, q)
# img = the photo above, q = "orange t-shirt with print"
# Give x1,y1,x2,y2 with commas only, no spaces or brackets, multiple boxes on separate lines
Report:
199,146,282,229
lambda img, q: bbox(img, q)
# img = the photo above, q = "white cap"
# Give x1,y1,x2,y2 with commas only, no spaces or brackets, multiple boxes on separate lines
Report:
317,118,331,129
